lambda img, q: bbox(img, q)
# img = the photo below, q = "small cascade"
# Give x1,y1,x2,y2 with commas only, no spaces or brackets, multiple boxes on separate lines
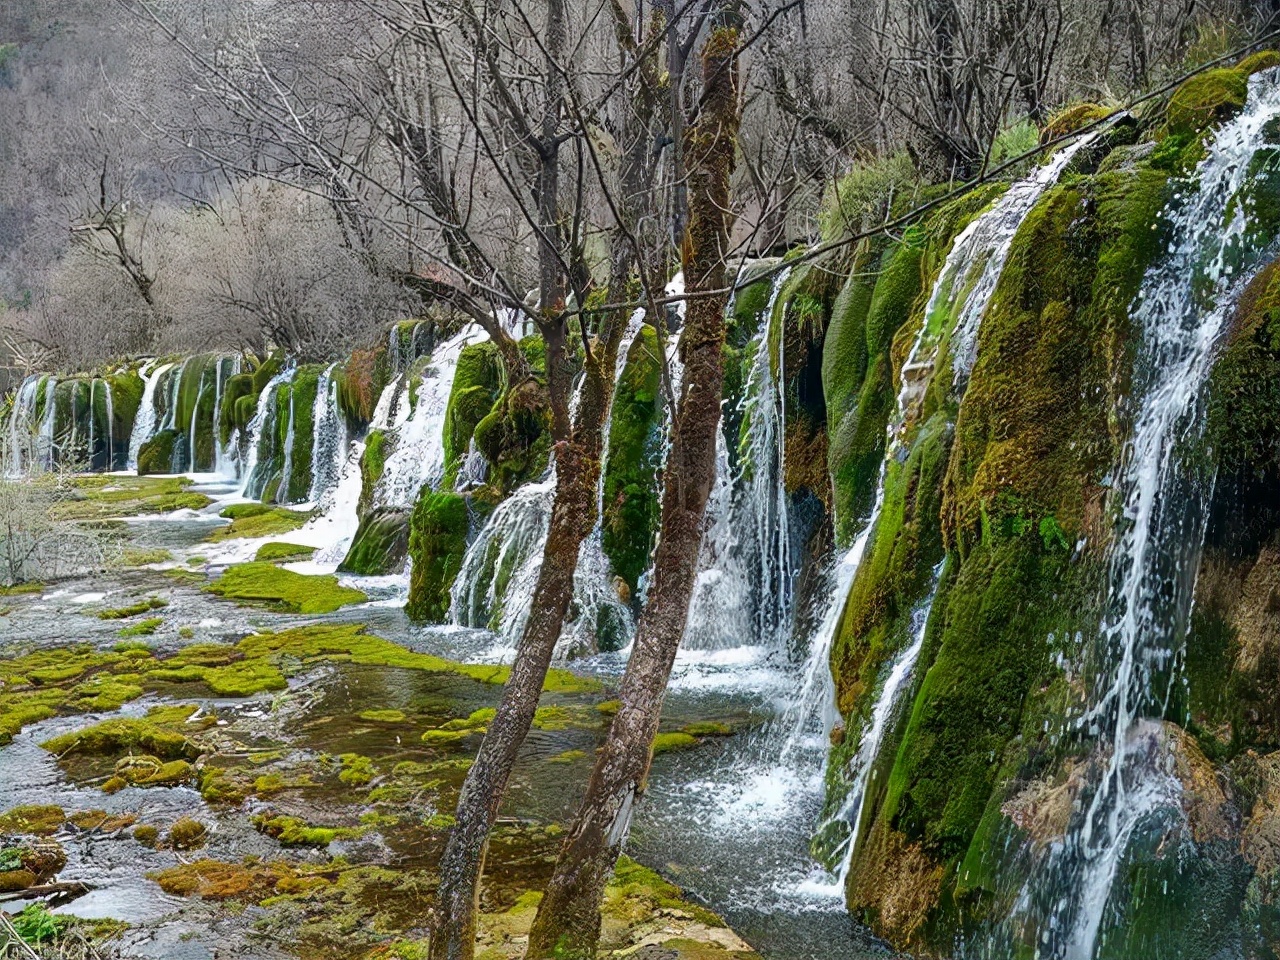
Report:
5,375,41,475
1034,71,1280,960
239,366,294,500
128,361,171,471
103,378,115,470
308,364,348,503
376,326,478,509
159,358,187,433
451,474,557,647
214,356,242,476
683,268,793,651
277,385,297,503
559,309,649,656
824,564,942,889
39,377,56,470
87,380,96,468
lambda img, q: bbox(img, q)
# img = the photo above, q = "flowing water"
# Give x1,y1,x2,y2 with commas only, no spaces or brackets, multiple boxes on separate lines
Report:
308,364,347,504
128,361,171,471
1016,70,1280,960
239,366,295,500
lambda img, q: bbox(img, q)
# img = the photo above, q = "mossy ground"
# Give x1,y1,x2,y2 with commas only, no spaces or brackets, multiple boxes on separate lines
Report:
209,503,311,541
51,475,212,520
206,562,368,614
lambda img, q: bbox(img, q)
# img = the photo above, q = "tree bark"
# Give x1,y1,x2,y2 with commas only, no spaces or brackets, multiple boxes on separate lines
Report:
524,20,742,960
427,266,636,960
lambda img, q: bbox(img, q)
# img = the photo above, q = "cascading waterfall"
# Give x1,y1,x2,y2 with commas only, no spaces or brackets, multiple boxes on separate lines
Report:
214,356,241,476
451,474,557,648
278,383,297,503
159,358,187,434
128,361,170,471
684,266,793,651
665,124,1110,913
39,377,56,470
239,367,294,500
5,375,41,475
558,309,649,656
1020,71,1280,960
785,124,1108,755
824,564,942,890
297,377,402,565
308,364,347,503
376,326,477,509
103,378,115,470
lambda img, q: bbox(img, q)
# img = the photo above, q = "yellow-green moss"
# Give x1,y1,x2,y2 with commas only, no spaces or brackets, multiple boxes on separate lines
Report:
205,562,367,614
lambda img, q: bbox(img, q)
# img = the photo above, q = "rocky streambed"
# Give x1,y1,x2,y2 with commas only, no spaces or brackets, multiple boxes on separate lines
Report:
0,475,890,960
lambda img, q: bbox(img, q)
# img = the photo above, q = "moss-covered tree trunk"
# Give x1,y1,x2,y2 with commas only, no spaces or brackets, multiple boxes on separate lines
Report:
524,22,741,959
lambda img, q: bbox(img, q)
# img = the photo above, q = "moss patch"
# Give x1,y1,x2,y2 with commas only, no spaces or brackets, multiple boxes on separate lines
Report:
209,504,310,542
406,492,470,622
205,562,368,614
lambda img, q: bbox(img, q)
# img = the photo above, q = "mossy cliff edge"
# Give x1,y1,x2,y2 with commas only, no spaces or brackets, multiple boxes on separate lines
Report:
817,56,1280,956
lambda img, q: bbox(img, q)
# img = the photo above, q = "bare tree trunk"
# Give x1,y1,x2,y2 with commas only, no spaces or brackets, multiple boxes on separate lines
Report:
524,19,742,960
428,255,638,960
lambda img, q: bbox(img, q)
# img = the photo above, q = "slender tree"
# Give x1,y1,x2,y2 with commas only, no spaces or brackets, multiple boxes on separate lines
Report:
524,11,743,957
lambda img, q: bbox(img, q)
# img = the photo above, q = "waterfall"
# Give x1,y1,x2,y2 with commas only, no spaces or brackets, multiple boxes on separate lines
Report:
377,326,478,508
296,377,401,566
557,309,649,656
239,367,294,500
128,361,171,471
5,375,41,475
39,377,56,470
683,267,793,651
187,364,208,472
824,564,942,889
214,356,241,477
308,364,348,503
159,359,187,433
278,384,297,503
87,380,96,468
785,126,1108,752
451,474,557,647
1033,72,1280,960
103,379,115,470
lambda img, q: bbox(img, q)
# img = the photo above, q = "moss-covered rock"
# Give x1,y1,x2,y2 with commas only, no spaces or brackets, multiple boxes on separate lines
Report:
359,429,388,515
105,370,143,470
474,378,552,493
340,508,411,576
205,562,368,614
337,344,390,427
136,429,179,475
601,327,663,593
1165,67,1249,139
406,492,470,622
443,342,504,486
219,371,257,446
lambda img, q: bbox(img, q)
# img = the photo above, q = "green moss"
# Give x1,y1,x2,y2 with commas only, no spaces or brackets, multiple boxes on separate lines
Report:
0,805,66,836
681,721,733,737
252,812,362,847
406,492,470,622
205,562,367,614
601,327,663,593
55,475,211,519
98,597,167,620
1238,49,1280,75
443,342,504,485
359,429,388,514
340,508,410,576
338,753,374,785
40,706,203,761
652,732,698,755
136,429,179,475
359,709,407,723
255,541,318,563
219,371,256,445
208,505,310,541
235,623,597,692
473,376,552,493
1165,67,1248,138
282,364,322,503
1207,260,1280,476
105,371,143,466
117,617,163,638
